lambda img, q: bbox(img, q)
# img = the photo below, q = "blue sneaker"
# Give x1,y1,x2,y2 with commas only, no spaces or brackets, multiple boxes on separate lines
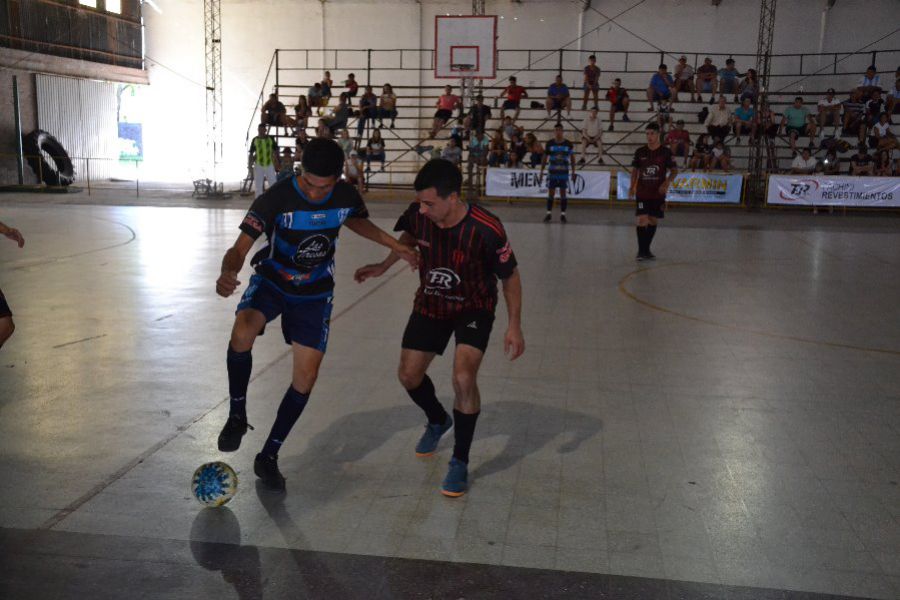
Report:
441,457,468,497
414,414,453,457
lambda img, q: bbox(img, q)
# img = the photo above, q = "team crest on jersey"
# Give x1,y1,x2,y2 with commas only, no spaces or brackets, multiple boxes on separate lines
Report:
496,241,513,264
242,212,265,233
294,234,332,270
424,267,460,291
643,165,660,177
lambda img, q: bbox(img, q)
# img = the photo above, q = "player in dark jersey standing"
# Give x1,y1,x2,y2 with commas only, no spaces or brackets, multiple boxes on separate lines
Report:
0,219,25,349
215,138,417,491
629,123,677,260
540,124,577,223
354,159,525,497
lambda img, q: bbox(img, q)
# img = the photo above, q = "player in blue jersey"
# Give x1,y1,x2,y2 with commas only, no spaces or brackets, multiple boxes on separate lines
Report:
215,137,417,491
539,124,577,223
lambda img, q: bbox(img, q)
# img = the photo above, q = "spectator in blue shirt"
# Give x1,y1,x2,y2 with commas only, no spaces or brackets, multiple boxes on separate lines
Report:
546,75,572,117
646,64,675,112
718,58,742,101
732,97,757,143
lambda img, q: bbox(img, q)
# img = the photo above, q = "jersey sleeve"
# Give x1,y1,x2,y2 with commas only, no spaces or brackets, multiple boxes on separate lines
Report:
347,186,370,219
630,149,642,169
393,202,419,236
485,224,517,280
239,194,280,240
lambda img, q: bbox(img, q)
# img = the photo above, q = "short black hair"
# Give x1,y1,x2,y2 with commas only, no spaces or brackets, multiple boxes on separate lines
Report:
414,159,462,198
726,58,735,65
646,123,660,132
659,63,667,70
589,54,596,60
301,138,345,177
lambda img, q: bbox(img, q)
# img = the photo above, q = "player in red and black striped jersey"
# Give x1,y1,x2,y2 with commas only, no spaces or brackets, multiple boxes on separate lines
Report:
628,123,678,261
0,218,25,350
354,159,525,498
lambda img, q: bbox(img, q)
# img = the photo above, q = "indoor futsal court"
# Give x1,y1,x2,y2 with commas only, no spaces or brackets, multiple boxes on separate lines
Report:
1,1,899,599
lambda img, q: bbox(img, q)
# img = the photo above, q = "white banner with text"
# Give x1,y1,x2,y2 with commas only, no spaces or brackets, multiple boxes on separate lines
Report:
767,175,900,207
485,168,611,200
616,171,744,204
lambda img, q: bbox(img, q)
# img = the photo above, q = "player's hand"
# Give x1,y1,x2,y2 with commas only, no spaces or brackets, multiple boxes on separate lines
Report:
353,263,387,283
216,271,241,297
504,326,525,360
658,184,669,196
3,227,24,248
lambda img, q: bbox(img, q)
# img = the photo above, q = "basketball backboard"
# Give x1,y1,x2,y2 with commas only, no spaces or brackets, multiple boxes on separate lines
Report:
434,15,497,79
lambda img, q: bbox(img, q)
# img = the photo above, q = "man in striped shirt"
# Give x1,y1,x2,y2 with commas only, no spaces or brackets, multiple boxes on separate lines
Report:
354,159,525,498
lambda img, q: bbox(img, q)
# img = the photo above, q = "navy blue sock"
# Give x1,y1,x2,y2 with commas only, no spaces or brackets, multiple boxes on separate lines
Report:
261,386,309,458
452,409,480,464
560,191,568,213
227,346,252,419
406,375,448,425
546,194,554,212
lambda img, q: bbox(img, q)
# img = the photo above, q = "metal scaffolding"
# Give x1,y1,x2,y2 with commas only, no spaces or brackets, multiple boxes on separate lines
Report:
746,0,777,207
204,0,224,189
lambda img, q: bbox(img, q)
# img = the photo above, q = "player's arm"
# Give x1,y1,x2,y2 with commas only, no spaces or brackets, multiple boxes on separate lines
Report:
0,220,24,248
343,217,417,268
354,231,417,283
660,165,679,196
570,149,577,182
501,269,525,360
216,232,255,297
629,167,639,199
247,139,256,167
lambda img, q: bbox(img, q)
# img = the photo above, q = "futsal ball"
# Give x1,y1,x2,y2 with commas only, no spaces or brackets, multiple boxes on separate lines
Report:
191,461,238,507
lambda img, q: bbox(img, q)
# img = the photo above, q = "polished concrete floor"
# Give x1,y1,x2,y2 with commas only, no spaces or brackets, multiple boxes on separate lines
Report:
0,194,898,599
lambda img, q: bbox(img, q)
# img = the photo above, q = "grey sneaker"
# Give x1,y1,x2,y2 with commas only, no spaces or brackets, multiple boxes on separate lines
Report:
415,414,453,457
441,457,468,497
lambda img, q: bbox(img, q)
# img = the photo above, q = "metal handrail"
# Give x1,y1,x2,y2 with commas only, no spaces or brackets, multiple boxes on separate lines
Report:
244,51,278,146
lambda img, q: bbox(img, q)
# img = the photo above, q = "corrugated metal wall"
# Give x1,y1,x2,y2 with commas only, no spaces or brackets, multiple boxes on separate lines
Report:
36,74,118,181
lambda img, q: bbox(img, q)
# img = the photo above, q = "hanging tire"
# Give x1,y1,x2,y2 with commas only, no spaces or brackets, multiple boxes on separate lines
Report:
22,130,75,186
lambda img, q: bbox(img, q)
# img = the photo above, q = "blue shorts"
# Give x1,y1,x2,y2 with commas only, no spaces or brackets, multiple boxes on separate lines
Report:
237,275,333,351
0,287,10,318
548,175,569,190
651,90,671,102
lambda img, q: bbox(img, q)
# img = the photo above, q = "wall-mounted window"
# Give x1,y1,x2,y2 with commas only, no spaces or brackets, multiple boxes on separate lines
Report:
106,0,122,14
79,0,98,7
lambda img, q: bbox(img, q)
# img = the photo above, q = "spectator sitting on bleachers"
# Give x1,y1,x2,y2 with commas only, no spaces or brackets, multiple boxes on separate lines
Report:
320,71,333,109
547,75,572,117
790,147,817,174
441,136,462,167
295,129,310,161
822,149,840,175
857,66,881,101
323,93,351,136
705,96,732,143
780,96,818,153
430,85,462,139
657,97,673,132
315,118,331,139
738,69,758,105
865,89,886,129
733,97,757,143
606,78,631,130
261,93,289,127
870,112,897,151
378,84,398,129
488,128,508,167
647,64,675,112
850,145,874,175
276,147,295,182
690,133,712,170
718,59,742,102
337,129,353,157
294,95,312,133
464,94,492,135
357,85,379,139
817,88,842,135
695,57,718,104
842,88,867,144
344,73,358,98
673,56,695,102
665,119,691,168
887,76,900,115
502,117,522,142
582,55,601,110
307,83,323,115
509,132,528,168
499,76,528,121
468,129,490,167
709,140,731,171
525,132,543,168
344,150,364,194
579,106,605,166
874,149,894,176
365,128,385,171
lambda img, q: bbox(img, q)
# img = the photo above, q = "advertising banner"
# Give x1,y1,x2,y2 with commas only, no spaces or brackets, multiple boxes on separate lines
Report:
485,168,611,200
766,175,900,207
616,171,743,204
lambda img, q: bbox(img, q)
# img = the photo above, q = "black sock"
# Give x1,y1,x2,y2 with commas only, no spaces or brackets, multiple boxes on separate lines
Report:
636,226,648,254
647,225,657,251
261,386,309,458
227,346,252,419
560,192,568,213
452,409,479,464
406,375,447,425
546,195,554,212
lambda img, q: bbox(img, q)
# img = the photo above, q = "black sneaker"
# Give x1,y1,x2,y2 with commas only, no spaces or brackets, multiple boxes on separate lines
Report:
217,415,253,452
543,214,552,223
254,453,286,491
636,253,646,262
644,252,656,260
560,214,567,224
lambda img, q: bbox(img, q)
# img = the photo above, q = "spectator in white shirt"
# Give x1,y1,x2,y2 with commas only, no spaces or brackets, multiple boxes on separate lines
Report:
817,88,842,133
869,112,897,151
857,66,881,101
705,96,732,142
578,106,605,165
790,147,817,174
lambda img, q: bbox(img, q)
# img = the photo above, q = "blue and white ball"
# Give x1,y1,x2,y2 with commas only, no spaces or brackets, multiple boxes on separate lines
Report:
191,461,238,507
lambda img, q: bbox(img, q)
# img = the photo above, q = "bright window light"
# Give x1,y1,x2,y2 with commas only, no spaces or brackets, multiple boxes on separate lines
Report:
106,0,121,13
79,0,98,7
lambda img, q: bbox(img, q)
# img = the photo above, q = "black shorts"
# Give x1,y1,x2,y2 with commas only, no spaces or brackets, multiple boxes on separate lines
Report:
502,100,520,110
0,287,10,318
786,125,808,137
402,310,495,355
736,123,753,135
636,198,665,218
612,100,627,111
435,109,452,120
